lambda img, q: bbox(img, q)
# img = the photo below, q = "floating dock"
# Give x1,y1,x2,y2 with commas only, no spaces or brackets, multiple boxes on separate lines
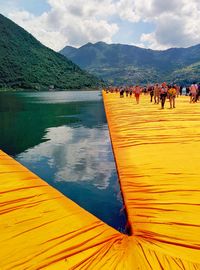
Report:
103,92,200,269
0,92,200,269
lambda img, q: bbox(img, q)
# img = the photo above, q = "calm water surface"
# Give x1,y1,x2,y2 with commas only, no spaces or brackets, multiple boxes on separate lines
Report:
0,91,127,232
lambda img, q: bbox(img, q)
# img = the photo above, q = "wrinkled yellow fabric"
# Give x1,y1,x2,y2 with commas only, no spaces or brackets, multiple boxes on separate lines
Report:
103,92,200,269
0,92,200,270
0,151,134,270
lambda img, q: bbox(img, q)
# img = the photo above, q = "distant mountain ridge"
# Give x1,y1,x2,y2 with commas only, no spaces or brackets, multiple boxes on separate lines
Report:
60,41,200,85
0,14,102,90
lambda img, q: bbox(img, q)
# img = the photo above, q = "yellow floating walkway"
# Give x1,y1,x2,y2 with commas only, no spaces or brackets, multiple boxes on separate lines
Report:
0,93,200,269
103,92,200,269
0,150,130,270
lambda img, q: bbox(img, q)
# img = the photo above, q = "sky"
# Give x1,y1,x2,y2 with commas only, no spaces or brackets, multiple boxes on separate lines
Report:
1,0,200,52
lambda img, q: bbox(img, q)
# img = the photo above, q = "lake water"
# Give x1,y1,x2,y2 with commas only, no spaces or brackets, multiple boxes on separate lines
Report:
0,91,127,232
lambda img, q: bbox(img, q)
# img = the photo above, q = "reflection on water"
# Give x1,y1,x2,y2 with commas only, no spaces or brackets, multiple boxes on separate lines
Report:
0,91,127,232
20,91,103,104
18,125,115,189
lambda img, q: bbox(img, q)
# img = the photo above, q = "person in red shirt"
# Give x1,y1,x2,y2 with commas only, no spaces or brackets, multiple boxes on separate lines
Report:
189,83,197,103
133,85,142,104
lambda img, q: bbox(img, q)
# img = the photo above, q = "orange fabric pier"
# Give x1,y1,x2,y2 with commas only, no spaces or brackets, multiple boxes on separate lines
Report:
0,151,129,269
103,92,200,269
0,92,200,269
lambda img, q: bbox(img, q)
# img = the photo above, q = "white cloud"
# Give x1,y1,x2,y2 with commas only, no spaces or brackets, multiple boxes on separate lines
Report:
3,0,200,50
117,0,183,23
17,125,116,190
6,0,118,51
118,0,200,49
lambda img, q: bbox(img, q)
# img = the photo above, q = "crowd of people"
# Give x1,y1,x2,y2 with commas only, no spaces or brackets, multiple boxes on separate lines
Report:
104,83,200,109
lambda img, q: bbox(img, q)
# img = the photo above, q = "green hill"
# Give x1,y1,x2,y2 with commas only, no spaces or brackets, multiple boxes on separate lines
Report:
60,41,200,85
0,14,102,90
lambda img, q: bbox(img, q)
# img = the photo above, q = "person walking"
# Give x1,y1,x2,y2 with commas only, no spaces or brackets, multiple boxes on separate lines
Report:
189,83,197,103
160,83,168,109
148,85,154,102
195,83,200,102
133,85,142,104
168,86,176,109
154,83,160,104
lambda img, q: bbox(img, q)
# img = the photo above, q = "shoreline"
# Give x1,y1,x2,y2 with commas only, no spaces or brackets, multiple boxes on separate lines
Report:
0,87,102,92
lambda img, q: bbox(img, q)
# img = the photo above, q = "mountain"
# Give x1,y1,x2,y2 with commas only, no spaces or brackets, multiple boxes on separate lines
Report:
60,41,200,85
0,14,102,90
